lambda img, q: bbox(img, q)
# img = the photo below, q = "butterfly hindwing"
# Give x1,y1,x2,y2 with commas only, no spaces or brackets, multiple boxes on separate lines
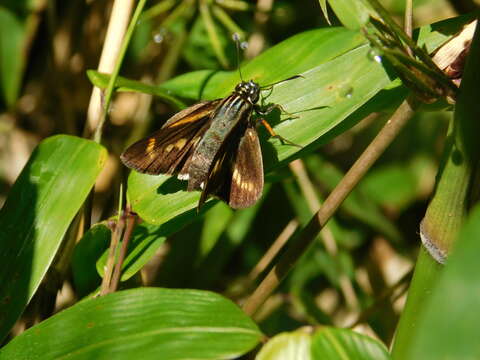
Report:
228,126,264,209
120,100,220,175
198,125,263,209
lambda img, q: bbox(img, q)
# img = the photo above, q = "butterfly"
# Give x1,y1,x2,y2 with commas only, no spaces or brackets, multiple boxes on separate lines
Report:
121,78,300,210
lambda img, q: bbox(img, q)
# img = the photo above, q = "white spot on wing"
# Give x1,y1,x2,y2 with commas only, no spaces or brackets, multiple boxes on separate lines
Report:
178,173,189,180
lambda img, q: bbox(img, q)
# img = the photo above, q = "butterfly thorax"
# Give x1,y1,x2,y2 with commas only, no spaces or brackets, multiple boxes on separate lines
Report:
234,80,260,104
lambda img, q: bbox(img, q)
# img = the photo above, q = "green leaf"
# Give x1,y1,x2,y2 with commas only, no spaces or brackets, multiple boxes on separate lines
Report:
362,164,418,211
86,70,186,110
257,329,312,360
305,155,402,243
0,135,107,340
198,202,234,259
95,221,181,281
199,1,229,68
416,13,479,54
192,196,264,287
73,212,202,295
326,0,371,29
0,7,27,106
128,28,394,224
311,327,390,359
318,0,331,25
256,327,390,360
72,223,111,297
161,27,366,99
406,206,480,359
0,288,262,360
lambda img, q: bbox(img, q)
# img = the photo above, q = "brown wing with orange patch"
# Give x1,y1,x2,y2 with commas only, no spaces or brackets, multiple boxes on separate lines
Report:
120,100,220,175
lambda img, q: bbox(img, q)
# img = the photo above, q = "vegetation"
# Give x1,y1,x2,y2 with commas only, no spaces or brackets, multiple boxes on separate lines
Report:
0,0,479,358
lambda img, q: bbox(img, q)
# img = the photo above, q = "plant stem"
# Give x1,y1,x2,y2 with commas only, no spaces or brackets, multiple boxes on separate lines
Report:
100,213,125,296
404,0,413,56
242,96,418,316
248,219,298,282
110,207,138,292
93,0,148,143
84,0,135,138
392,20,480,357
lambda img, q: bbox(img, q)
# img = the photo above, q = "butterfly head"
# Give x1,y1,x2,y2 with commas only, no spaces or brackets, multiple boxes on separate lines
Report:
235,80,260,104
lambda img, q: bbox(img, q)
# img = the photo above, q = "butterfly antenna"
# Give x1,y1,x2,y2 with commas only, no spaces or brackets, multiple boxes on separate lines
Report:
233,33,244,82
260,75,304,90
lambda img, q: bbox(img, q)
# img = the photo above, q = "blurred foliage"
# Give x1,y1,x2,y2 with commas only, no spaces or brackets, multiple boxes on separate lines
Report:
0,0,479,358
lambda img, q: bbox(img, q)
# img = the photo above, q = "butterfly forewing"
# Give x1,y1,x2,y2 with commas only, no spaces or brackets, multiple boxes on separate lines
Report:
120,100,220,175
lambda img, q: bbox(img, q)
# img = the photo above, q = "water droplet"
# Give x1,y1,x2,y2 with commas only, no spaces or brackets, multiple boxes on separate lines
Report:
153,33,164,43
367,48,382,63
153,28,168,44
339,85,353,99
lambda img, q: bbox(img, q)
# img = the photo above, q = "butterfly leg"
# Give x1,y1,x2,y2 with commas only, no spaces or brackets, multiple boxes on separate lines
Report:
255,103,299,120
257,118,302,148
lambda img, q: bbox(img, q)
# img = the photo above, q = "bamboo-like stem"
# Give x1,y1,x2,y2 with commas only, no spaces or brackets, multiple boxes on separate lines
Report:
84,0,135,137
93,0,148,143
242,96,418,316
392,21,480,358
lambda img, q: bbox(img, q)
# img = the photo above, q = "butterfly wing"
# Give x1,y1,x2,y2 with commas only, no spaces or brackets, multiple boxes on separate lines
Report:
228,126,264,209
120,101,220,175
198,125,264,209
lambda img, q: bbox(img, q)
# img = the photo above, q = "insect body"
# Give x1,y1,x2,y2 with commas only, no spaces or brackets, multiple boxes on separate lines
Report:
121,80,265,210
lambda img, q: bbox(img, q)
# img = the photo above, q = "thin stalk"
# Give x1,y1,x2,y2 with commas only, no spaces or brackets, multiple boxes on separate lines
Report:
290,159,359,309
242,96,418,316
200,0,229,68
404,0,413,56
347,269,413,327
140,0,177,22
110,207,138,292
100,213,125,296
248,219,298,282
93,0,148,143
216,0,252,11
161,0,192,29
84,0,135,137
212,5,245,38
